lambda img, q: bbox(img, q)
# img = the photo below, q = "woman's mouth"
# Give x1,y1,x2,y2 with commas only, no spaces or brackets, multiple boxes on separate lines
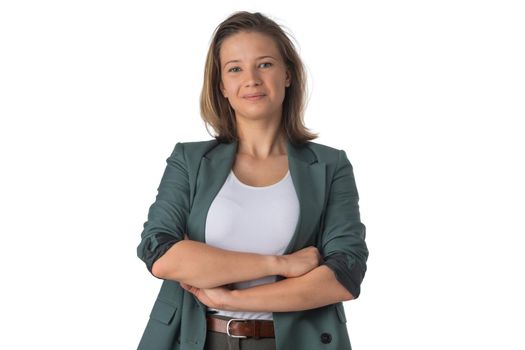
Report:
243,94,266,101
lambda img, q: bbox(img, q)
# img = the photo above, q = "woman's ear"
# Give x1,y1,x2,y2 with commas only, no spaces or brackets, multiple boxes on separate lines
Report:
285,70,291,87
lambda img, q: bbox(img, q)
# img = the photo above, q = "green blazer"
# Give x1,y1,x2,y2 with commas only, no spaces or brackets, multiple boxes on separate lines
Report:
137,137,368,350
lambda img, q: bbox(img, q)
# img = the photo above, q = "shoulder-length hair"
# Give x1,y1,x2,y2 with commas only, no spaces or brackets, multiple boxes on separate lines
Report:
200,11,318,145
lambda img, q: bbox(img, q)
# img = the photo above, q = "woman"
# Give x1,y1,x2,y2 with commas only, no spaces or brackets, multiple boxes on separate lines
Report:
136,11,368,350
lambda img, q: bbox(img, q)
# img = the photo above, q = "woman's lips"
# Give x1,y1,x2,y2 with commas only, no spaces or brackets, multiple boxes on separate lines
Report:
243,94,266,101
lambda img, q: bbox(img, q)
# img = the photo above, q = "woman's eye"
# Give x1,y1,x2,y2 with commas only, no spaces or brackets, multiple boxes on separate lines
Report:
228,63,272,73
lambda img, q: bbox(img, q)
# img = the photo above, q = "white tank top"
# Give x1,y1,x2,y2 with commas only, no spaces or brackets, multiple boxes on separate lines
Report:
205,168,300,320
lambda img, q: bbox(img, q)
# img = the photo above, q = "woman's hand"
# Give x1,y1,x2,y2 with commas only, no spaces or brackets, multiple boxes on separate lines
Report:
180,282,234,310
278,246,323,278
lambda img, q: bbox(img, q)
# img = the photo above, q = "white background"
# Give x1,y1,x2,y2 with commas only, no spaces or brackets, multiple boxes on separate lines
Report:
1,1,524,349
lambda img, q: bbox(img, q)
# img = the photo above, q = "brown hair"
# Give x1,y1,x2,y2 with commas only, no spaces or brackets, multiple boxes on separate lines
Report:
200,11,319,145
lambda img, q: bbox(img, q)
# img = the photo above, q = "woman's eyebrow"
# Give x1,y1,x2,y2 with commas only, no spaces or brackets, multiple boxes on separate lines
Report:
223,55,277,68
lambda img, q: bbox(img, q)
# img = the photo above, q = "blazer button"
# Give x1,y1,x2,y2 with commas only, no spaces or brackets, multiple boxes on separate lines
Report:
320,332,332,344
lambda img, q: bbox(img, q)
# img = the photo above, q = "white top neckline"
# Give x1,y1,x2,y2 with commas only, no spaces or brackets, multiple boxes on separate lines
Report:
230,169,290,190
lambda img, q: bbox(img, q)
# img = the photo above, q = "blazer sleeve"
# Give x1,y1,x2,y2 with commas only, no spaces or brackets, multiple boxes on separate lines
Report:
319,149,369,299
136,142,189,277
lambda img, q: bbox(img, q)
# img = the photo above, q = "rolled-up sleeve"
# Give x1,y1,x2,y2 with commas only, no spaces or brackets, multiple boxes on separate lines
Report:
319,149,368,299
136,142,189,277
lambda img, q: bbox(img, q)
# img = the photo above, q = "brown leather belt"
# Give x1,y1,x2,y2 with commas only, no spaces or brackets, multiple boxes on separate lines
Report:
206,315,275,339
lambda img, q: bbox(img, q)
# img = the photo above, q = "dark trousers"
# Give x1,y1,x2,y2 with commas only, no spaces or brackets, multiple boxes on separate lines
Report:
204,315,277,350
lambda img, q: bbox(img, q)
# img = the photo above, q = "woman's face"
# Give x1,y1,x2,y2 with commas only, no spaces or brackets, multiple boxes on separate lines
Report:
219,31,291,124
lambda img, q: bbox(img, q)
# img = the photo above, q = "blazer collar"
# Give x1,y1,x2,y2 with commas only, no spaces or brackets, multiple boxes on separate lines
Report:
193,137,326,256
203,137,318,165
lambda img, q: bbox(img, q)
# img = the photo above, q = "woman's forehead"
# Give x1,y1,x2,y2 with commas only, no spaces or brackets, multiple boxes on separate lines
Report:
220,32,281,62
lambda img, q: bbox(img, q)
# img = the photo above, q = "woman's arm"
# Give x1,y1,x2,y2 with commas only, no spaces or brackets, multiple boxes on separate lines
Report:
156,239,321,290
222,265,352,312
153,238,282,289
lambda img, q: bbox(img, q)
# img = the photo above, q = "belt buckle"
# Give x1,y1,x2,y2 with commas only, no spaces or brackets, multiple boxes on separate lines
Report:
226,318,248,338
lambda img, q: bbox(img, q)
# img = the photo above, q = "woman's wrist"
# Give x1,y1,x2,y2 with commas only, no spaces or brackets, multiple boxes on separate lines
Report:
222,289,241,311
267,254,286,276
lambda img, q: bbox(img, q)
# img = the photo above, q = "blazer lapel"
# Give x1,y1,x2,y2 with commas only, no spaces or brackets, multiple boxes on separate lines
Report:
191,138,326,255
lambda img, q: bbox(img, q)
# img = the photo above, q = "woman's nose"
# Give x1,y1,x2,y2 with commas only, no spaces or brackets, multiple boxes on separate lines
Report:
244,68,262,87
